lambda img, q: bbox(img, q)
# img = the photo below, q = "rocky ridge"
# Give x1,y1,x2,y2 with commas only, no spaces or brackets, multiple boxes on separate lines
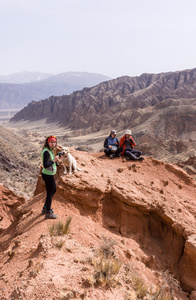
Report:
0,148,196,299
11,68,196,141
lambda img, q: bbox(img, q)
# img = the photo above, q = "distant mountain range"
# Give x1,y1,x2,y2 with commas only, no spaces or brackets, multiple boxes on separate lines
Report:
0,71,111,109
0,71,52,84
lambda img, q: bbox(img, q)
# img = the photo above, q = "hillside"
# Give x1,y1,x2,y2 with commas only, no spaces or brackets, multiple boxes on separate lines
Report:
0,125,40,199
11,68,196,140
0,148,196,299
0,72,111,109
9,68,196,175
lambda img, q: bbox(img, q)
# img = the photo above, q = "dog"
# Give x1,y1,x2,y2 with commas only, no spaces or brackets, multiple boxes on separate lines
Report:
59,146,83,175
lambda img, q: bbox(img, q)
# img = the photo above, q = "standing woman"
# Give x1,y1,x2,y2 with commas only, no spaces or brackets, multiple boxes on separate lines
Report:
41,135,60,219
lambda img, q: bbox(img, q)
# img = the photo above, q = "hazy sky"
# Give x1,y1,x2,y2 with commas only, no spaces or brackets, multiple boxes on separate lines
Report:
1,0,196,78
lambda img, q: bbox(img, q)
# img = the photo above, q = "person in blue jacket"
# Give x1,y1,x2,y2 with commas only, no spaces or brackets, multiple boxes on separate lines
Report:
104,130,123,159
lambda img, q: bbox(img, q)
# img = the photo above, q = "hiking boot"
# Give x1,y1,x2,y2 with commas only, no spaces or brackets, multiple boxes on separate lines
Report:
109,154,115,159
45,210,57,219
42,206,54,215
138,157,144,161
125,156,130,161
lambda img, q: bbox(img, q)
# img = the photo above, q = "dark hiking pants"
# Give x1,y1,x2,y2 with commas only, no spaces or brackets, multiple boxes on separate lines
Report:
42,173,56,211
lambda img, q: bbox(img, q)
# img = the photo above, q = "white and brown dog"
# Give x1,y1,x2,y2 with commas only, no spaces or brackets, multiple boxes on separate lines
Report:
59,146,83,175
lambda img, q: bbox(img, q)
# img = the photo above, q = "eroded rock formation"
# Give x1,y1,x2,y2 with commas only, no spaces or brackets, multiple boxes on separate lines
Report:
34,149,196,292
0,149,196,298
11,68,196,141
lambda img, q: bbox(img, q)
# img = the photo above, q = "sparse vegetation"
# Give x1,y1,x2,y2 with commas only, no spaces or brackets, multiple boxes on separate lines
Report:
131,275,148,298
86,236,121,287
49,217,72,236
92,252,121,286
128,271,176,300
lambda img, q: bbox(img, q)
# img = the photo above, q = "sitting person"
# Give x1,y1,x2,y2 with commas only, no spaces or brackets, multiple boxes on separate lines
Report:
104,130,122,159
119,129,144,161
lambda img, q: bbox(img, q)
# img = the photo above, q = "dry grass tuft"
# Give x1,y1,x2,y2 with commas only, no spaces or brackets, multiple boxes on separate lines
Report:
86,236,121,287
129,270,176,300
49,217,72,236
92,252,121,287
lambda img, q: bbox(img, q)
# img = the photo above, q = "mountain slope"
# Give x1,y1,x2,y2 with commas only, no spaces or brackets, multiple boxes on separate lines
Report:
0,125,40,199
11,68,196,141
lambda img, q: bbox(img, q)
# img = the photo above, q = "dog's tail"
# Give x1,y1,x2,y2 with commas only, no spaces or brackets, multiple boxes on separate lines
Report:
76,167,83,171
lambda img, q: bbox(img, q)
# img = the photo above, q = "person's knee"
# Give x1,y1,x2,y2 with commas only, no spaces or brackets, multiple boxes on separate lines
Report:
104,149,111,156
125,152,131,158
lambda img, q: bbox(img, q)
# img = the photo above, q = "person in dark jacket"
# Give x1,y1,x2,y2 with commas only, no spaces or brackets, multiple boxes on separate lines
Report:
41,135,61,219
104,130,123,159
119,129,144,161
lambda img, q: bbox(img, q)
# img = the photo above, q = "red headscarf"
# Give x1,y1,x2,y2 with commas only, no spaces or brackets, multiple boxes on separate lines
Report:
47,136,57,143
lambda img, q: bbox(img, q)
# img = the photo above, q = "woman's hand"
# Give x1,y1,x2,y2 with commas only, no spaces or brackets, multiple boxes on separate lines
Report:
53,155,60,163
